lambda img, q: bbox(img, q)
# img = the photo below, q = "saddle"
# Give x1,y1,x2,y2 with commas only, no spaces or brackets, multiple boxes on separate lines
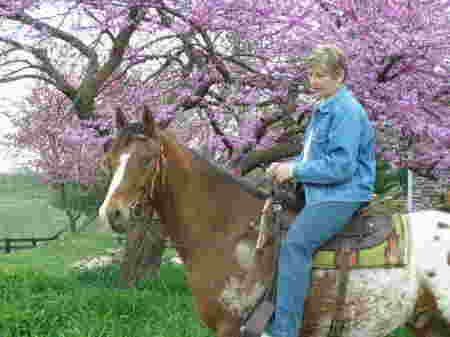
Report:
272,181,394,251
277,206,393,251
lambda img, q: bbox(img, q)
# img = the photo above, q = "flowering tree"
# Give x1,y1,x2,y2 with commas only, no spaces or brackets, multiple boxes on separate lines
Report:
1,0,449,184
9,72,156,184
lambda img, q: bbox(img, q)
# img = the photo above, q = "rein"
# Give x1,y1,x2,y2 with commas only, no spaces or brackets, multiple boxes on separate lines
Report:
129,143,168,229
241,183,284,337
149,143,168,202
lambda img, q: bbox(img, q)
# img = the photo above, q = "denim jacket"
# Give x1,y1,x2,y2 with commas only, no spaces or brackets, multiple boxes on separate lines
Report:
292,86,376,204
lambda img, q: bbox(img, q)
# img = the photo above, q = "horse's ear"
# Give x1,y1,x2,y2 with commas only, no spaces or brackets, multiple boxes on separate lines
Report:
143,105,156,137
115,107,127,130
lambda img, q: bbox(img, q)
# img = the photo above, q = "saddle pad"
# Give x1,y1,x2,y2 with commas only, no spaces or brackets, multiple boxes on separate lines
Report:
312,214,409,268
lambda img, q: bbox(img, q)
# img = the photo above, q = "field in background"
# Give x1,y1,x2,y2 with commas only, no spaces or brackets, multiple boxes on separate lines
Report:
0,173,67,238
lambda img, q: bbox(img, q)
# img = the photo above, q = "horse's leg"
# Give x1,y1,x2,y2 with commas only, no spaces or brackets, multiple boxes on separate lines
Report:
427,314,450,337
411,313,450,337
196,302,241,337
409,286,446,337
191,286,241,337
410,211,450,337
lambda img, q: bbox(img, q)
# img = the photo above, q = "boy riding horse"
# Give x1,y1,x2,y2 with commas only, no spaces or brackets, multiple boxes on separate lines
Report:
265,44,376,337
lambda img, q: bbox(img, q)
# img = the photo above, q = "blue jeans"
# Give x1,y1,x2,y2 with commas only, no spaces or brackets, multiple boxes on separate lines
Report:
270,201,364,337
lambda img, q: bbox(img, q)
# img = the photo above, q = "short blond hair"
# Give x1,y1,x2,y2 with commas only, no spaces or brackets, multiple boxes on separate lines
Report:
305,44,347,81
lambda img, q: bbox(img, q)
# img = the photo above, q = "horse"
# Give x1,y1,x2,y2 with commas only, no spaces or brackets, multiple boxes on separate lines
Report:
98,106,450,337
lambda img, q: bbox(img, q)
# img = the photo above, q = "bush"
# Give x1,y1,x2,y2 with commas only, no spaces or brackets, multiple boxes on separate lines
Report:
48,181,106,232
375,158,404,198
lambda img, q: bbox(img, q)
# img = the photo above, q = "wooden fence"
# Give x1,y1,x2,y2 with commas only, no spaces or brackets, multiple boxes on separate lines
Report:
0,229,65,254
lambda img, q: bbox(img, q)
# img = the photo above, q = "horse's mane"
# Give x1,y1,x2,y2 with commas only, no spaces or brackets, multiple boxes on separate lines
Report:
188,149,269,201
189,150,304,212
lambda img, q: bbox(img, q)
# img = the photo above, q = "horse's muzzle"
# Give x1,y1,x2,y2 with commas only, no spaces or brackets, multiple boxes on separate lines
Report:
108,209,127,233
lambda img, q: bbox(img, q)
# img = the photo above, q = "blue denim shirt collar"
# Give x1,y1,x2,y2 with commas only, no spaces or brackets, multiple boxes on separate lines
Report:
315,85,348,113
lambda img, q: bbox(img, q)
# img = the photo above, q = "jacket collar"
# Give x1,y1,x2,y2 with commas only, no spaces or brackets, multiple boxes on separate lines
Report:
315,85,348,113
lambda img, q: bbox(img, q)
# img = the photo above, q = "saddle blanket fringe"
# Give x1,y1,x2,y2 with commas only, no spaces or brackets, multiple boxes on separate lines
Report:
313,214,409,268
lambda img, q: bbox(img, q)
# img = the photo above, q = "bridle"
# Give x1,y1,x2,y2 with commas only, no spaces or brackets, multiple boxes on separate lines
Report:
118,138,168,233
146,143,168,204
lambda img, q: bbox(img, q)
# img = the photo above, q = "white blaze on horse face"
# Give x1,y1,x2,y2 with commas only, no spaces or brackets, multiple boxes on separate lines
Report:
99,152,131,227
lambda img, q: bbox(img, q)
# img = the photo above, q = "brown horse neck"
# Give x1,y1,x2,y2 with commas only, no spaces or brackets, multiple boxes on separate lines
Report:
152,134,265,260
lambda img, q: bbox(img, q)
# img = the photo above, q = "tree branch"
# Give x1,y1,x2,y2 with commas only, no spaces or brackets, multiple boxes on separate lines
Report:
0,58,35,69
7,12,98,63
94,7,144,86
0,74,56,85
221,55,262,74
70,7,145,119
159,5,232,83
377,55,403,83
237,137,304,175
82,7,115,43
206,110,235,156
0,37,77,99
0,46,22,58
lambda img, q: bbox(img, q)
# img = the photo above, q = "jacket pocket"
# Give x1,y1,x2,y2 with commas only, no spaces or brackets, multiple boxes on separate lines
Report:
313,132,328,144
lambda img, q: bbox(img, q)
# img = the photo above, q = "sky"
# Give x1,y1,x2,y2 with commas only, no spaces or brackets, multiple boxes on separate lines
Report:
0,80,33,173
0,4,73,173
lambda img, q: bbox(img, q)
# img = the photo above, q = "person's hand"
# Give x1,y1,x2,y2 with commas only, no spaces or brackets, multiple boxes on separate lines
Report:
267,162,280,177
267,162,294,183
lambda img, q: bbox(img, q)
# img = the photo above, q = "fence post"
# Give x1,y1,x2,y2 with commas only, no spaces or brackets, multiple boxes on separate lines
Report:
5,238,11,254
1,230,65,254
407,170,414,212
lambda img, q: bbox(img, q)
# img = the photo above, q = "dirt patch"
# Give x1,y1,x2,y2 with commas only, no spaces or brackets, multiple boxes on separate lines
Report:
71,248,183,270
71,248,122,270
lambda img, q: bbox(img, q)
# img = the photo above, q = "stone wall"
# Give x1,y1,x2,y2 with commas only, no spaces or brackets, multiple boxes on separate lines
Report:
411,169,450,212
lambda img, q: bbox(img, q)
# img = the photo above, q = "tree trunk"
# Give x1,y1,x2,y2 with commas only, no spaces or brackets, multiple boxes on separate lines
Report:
119,220,166,288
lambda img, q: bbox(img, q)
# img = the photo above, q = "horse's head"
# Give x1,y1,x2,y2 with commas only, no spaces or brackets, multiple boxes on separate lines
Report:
99,106,163,233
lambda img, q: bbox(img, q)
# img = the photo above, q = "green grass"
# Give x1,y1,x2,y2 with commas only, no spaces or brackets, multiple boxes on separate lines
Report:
0,173,67,238
0,264,213,337
0,230,214,337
